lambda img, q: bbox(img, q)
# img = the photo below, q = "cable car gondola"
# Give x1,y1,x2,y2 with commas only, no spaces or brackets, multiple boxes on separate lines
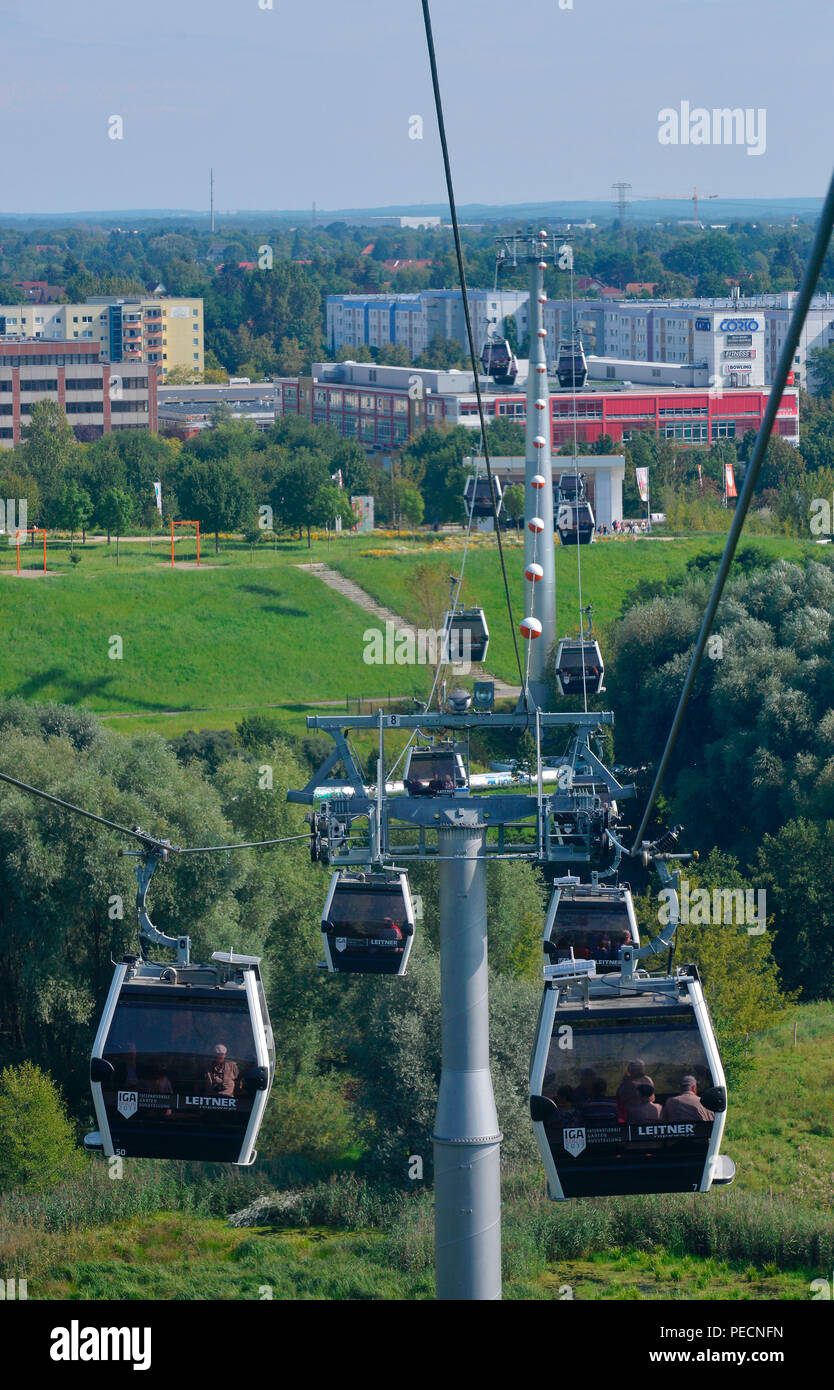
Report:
529,969,735,1199
481,336,517,386
555,332,588,390
464,472,504,519
556,499,595,546
543,879,638,972
443,606,490,665
554,636,604,697
321,870,415,975
87,952,274,1164
404,741,468,795
556,471,586,503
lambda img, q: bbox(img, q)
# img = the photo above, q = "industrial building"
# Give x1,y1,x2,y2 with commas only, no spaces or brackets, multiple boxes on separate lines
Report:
156,382,275,436
0,295,204,379
0,340,157,447
274,360,798,451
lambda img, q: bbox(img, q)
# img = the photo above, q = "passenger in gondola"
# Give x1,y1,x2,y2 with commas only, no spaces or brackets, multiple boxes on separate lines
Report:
661,1076,714,1124
554,1086,581,1124
594,933,612,963
441,772,455,792
115,1042,140,1089
571,1067,599,1108
627,1082,662,1123
578,1078,618,1123
202,1043,240,1099
616,1059,655,1121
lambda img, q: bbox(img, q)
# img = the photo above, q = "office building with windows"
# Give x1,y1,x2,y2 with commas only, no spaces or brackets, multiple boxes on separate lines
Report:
0,340,157,447
0,296,203,379
274,360,798,452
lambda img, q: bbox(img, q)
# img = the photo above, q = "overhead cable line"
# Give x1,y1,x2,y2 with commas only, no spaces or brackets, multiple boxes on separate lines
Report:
629,166,834,853
0,768,307,855
421,0,528,703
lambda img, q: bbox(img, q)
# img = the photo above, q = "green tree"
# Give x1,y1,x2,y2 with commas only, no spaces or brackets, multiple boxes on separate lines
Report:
179,458,255,553
271,449,331,546
502,483,525,527
96,486,133,563
807,344,834,397
56,480,92,552
18,400,78,523
0,1062,84,1192
277,336,305,376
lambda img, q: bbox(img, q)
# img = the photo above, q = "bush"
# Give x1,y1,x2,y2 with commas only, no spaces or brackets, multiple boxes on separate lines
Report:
257,1072,357,1164
0,1062,85,1193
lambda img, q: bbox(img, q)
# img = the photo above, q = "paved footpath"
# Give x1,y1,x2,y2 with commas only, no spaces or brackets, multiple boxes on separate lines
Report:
297,562,521,701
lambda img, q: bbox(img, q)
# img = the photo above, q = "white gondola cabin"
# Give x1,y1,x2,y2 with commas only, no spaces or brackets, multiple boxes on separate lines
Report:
404,742,468,796
321,870,415,976
86,952,274,1164
556,500,595,546
543,880,638,973
529,969,735,1199
464,473,504,519
481,337,518,386
554,637,605,697
443,607,490,665
555,333,588,390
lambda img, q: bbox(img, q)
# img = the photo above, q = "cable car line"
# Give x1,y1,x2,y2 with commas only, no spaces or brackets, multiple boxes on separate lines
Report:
0,767,308,856
420,0,528,704
628,163,834,855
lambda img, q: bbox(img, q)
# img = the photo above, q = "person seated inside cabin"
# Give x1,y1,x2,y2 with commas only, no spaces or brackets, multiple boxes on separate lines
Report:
571,1068,599,1109
616,1059,655,1122
114,1042,141,1089
405,777,432,796
202,1043,240,1099
369,915,403,952
594,933,613,962
627,1081,662,1124
553,1085,581,1125
660,1075,714,1124
578,1077,618,1124
441,772,456,792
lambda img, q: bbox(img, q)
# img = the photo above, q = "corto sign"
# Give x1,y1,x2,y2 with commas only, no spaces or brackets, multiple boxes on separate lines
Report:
719,318,759,332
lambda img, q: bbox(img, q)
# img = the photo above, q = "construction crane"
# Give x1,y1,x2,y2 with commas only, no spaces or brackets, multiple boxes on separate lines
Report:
637,186,719,226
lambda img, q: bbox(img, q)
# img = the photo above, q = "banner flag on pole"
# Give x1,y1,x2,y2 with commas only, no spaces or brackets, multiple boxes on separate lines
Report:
635,467,649,503
153,480,162,514
725,463,737,499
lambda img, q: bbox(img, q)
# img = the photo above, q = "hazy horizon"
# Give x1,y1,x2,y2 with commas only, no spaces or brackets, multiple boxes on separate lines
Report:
2,0,832,217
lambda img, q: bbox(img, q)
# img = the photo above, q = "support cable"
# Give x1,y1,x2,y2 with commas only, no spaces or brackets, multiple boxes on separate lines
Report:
421,0,527,702
629,167,834,853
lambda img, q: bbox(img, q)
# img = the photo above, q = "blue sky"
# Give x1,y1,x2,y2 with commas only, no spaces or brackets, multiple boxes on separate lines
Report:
1,0,831,214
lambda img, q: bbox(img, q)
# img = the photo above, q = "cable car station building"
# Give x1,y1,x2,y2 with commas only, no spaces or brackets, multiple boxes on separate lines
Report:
274,360,798,453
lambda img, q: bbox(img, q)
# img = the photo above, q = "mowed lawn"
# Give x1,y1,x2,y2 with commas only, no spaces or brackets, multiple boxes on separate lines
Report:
331,534,813,685
0,540,431,723
0,532,811,732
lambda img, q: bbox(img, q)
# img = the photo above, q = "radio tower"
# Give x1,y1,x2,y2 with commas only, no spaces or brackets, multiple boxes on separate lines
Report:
210,168,215,234
612,181,632,236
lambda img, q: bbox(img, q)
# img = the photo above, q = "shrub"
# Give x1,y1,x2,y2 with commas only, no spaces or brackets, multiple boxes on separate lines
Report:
0,1062,85,1193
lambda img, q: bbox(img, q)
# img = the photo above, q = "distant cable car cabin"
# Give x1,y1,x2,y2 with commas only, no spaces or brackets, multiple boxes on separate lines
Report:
87,952,274,1164
543,880,638,973
555,332,588,390
321,870,415,976
556,472,586,503
464,473,504,519
556,500,595,546
443,607,490,665
530,967,734,1199
554,636,605,697
404,741,468,796
481,337,518,386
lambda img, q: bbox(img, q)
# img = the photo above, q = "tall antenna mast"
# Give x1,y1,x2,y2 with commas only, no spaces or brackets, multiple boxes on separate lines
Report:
210,168,215,234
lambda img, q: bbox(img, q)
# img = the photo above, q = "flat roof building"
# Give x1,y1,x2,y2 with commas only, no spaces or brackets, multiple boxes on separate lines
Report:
0,340,157,447
275,360,798,452
0,296,204,380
